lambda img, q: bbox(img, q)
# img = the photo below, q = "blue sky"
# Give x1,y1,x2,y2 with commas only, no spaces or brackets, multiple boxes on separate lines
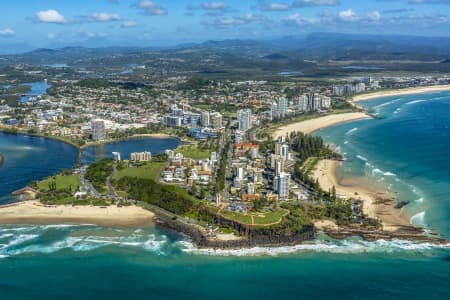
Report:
0,0,449,49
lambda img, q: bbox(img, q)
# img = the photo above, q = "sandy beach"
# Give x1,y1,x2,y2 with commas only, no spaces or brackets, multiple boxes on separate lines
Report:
312,159,415,232
353,85,450,102
272,112,370,138
0,201,155,227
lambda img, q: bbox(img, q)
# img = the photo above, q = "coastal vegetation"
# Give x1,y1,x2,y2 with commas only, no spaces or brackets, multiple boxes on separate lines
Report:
85,158,114,194
287,131,341,162
34,172,110,206
114,177,197,215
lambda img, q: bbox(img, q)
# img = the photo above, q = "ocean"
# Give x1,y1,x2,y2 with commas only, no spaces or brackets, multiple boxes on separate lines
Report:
317,90,450,239
1,92,450,299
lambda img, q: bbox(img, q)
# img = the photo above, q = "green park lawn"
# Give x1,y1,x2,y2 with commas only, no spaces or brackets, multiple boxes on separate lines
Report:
113,162,165,181
38,174,81,192
221,208,290,227
176,144,212,160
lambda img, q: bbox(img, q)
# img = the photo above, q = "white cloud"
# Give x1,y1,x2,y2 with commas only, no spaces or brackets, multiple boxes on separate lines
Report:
267,3,290,10
47,33,57,39
202,2,228,10
258,1,291,11
0,28,15,37
292,0,339,8
82,31,108,39
137,0,167,16
121,20,138,28
203,13,266,28
338,9,359,22
91,12,121,22
284,13,320,26
367,11,381,22
36,9,67,24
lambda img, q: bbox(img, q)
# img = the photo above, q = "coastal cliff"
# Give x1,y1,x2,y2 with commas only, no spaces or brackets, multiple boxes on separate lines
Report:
0,153,3,166
143,202,316,249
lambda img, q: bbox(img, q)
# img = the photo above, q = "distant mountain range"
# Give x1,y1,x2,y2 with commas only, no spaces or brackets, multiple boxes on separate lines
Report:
0,33,449,74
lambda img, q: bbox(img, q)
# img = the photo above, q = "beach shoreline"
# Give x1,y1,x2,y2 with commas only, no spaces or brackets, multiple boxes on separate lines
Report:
352,85,450,102
271,112,371,138
0,201,155,228
312,159,418,233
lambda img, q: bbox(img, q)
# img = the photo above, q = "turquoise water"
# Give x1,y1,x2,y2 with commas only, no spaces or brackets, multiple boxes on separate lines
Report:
317,90,450,238
0,224,449,299
1,93,450,299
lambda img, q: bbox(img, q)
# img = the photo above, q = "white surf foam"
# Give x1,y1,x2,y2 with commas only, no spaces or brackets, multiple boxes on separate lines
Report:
410,211,426,227
0,225,169,257
405,99,426,105
384,172,396,176
181,238,450,257
357,155,368,162
346,128,358,135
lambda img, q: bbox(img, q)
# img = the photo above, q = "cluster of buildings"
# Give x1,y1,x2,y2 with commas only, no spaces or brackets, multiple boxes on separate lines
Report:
229,138,294,201
267,93,331,120
270,137,292,200
332,77,380,96
230,142,265,202
269,97,289,119
163,104,223,129
296,93,331,112
163,104,223,140
112,151,152,162
161,149,217,185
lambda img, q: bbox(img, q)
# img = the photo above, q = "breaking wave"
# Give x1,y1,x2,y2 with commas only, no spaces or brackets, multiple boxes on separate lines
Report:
0,225,168,258
346,128,358,135
410,211,427,227
357,155,368,162
181,238,450,257
405,99,426,105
